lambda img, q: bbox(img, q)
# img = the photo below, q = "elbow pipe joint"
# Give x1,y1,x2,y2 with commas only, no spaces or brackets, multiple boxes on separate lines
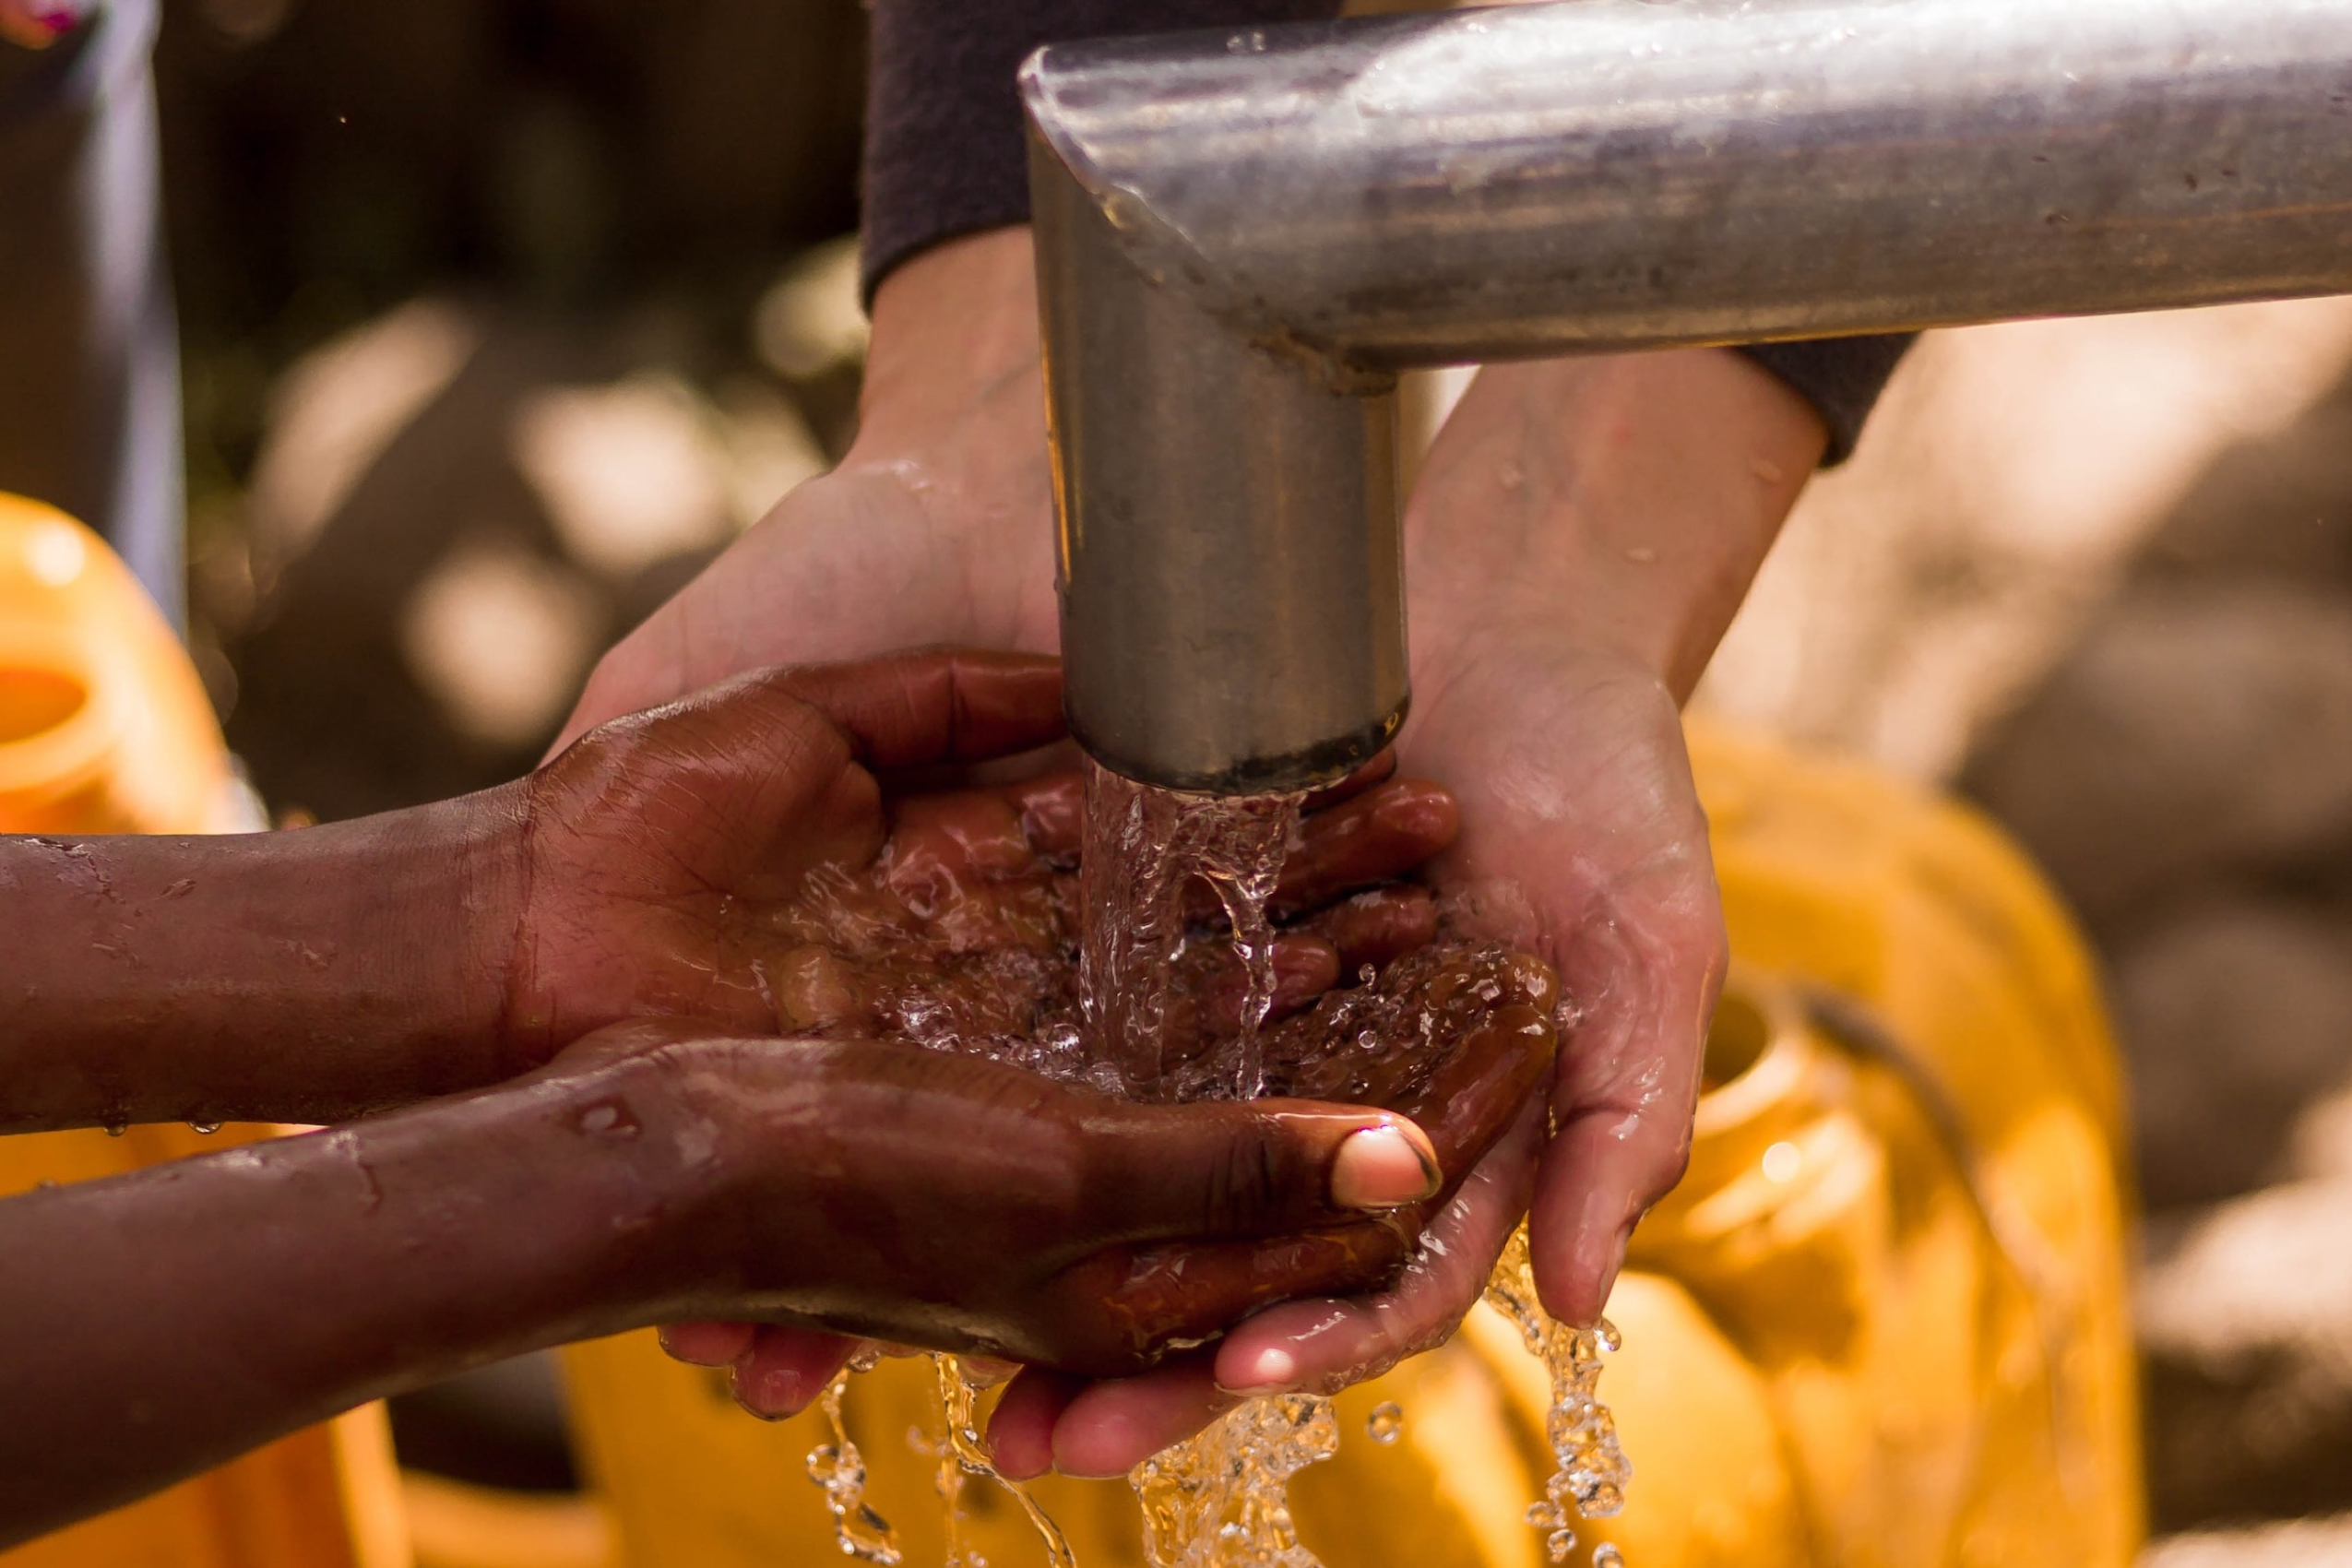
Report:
1026,0,2352,795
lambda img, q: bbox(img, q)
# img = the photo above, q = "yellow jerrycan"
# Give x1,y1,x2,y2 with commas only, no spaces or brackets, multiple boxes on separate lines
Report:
558,719,2143,1568
0,493,410,1568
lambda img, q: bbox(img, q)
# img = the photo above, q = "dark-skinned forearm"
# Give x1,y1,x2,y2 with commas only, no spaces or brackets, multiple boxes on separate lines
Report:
0,790,529,1132
0,1051,712,1549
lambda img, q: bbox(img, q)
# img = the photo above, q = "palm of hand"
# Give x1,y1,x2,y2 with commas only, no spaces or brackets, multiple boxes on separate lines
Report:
511,656,1475,1087
557,457,1059,752
506,674,906,1047
1402,634,1721,1324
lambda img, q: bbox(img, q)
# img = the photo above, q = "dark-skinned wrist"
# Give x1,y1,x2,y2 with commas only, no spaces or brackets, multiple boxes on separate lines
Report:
0,1037,738,1542
0,789,530,1132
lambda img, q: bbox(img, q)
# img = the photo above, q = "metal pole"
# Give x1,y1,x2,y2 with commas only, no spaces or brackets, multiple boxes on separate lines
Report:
1029,0,2352,792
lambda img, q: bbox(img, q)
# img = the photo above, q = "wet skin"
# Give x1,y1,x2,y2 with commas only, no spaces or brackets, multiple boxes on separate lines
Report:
0,649,1538,1547
0,650,1450,1134
664,777,1563,1443
0,1017,1444,1549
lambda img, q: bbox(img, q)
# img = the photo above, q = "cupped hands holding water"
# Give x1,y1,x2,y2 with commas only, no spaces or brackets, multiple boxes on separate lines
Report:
0,645,1527,1547
559,224,1829,1475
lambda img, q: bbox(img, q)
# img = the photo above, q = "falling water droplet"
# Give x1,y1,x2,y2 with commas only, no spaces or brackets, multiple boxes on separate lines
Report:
103,1120,127,1137
189,1120,223,1135
803,1370,900,1564
1365,1402,1404,1444
1593,1544,1625,1568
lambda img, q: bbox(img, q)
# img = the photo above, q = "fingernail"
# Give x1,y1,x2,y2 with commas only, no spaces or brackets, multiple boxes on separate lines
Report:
731,1367,808,1421
997,1451,1050,1483
1331,1122,1441,1210
1562,1223,1633,1327
1216,1346,1298,1396
1595,1228,1631,1315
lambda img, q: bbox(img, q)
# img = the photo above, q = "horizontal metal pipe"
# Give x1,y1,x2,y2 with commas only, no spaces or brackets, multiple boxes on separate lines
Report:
1027,0,2352,792
1027,0,2352,368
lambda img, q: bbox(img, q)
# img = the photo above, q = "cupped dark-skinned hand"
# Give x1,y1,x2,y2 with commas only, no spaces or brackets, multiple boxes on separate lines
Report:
511,651,1456,1065
532,1018,1473,1374
645,735,1485,1410
0,1013,1481,1550
688,932,1562,1455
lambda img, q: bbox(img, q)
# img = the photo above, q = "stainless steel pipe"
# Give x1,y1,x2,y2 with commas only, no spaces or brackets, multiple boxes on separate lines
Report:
1028,0,2352,792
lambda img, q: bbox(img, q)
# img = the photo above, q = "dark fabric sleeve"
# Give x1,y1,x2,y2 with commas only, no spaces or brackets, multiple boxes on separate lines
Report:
861,0,1343,300
861,1,1912,462
1737,335,1914,464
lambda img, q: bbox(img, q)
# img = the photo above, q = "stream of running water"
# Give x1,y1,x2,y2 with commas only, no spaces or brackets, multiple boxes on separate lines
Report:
803,758,1629,1567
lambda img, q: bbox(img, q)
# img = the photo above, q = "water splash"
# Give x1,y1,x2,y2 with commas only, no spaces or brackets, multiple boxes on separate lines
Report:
1483,1229,1632,1563
932,1355,1076,1568
1078,759,1298,1099
796,759,1632,1568
1131,1393,1341,1568
805,1368,900,1563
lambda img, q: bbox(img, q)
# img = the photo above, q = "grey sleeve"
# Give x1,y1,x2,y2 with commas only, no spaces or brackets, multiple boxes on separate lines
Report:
860,0,1346,299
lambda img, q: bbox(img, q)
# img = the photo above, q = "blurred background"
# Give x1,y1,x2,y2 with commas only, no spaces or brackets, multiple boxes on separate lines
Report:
104,0,2352,1560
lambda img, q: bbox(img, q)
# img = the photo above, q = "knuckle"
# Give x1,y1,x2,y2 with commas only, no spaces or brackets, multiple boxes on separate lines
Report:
1205,1126,1286,1231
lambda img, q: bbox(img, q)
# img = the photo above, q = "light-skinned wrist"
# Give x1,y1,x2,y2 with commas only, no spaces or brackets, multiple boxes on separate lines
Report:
1408,348,1824,699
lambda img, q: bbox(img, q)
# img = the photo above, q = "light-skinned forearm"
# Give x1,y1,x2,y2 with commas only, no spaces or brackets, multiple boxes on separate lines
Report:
1408,348,1826,703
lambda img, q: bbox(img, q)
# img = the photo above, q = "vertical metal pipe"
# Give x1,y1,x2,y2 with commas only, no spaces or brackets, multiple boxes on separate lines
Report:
1033,134,1407,794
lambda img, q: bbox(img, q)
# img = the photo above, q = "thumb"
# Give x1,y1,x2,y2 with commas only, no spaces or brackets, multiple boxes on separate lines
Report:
1086,1100,1443,1243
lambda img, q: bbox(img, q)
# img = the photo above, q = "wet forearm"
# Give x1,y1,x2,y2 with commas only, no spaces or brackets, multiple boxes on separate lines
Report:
0,791,528,1132
1408,348,1826,701
0,1048,711,1549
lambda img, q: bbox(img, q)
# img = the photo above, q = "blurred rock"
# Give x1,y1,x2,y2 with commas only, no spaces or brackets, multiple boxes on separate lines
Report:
2109,900,2352,1209
2288,1086,2352,1184
2142,386,2352,586
1700,301,2352,783
512,373,734,579
399,540,603,749
226,299,805,817
2138,1181,2352,1530
245,300,480,588
1963,582,2352,920
751,234,868,456
753,235,867,383
2142,1515,2352,1568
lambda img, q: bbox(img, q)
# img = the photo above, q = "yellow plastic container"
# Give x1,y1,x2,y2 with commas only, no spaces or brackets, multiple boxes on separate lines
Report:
0,493,410,1568
559,719,2143,1568
0,494,233,835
